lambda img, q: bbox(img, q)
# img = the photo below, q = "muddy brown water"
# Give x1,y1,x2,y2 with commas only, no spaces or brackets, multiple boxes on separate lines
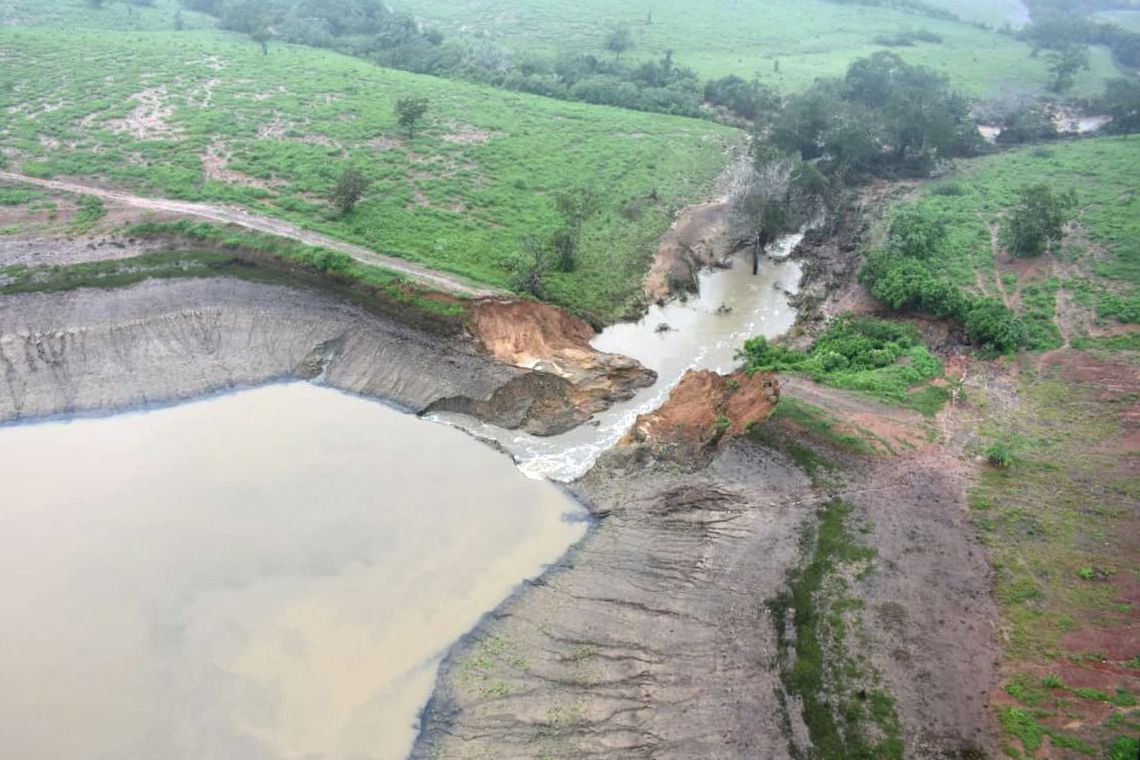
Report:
432,243,804,480
0,383,585,760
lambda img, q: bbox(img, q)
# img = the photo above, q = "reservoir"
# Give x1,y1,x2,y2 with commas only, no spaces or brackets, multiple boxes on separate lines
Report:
0,383,586,760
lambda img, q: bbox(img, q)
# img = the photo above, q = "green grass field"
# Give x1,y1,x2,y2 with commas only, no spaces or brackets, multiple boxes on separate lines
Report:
879,138,1140,350
1093,9,1140,33
394,0,1117,96
0,0,215,31
0,26,739,320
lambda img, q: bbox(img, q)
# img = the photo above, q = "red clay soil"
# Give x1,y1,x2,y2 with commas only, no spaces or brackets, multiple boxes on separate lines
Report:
468,299,597,366
468,299,657,415
1040,348,1140,449
621,369,779,462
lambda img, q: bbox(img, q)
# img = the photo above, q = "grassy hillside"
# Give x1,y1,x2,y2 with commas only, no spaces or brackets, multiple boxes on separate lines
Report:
395,0,1117,96
0,0,215,31
0,26,739,319
868,138,1140,757
1093,9,1140,33
882,138,1140,351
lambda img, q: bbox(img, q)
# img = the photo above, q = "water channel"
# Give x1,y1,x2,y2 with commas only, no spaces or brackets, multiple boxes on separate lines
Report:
432,242,804,481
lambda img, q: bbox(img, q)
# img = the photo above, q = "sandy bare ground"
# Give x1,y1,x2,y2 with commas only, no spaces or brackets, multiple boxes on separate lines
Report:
0,171,504,299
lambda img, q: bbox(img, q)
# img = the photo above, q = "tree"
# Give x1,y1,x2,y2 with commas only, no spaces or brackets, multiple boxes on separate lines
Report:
394,97,429,138
251,26,272,55
735,151,827,273
1005,184,1077,257
510,236,554,297
550,187,600,272
1045,44,1089,93
1104,77,1140,135
604,25,633,61
329,167,369,217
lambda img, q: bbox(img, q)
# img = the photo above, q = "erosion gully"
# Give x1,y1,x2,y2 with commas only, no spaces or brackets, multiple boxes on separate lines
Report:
433,236,804,482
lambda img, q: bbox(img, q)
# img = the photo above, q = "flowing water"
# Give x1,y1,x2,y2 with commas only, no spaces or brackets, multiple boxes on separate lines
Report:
431,242,804,481
0,383,586,760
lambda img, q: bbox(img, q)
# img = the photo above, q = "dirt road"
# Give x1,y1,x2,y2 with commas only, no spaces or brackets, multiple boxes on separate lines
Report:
0,171,505,298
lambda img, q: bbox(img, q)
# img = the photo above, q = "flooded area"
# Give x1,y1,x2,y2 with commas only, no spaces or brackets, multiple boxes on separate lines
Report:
433,242,803,481
0,383,586,760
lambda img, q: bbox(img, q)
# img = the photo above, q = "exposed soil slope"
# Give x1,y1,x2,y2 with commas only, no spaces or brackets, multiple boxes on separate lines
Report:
416,373,1001,759
459,299,658,432
0,278,579,434
622,368,779,463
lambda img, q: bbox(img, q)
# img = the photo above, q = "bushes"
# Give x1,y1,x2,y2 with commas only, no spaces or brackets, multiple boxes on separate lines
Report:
859,251,970,320
740,317,947,414
965,299,1028,353
859,205,1030,353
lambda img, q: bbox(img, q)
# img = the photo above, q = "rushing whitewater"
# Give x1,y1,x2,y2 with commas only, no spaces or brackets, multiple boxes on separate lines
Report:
0,384,586,760
432,241,803,481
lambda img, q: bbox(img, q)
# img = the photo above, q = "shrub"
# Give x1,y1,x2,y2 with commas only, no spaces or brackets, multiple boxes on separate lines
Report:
965,299,1028,353
1005,184,1077,257
986,440,1015,468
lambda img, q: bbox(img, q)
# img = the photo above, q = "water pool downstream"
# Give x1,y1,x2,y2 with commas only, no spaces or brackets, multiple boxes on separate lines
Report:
0,383,586,760
432,244,803,481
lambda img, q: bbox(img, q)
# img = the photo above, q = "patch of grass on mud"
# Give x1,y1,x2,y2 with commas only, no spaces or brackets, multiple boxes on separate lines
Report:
889,138,1140,339
763,398,884,456
0,250,240,295
769,498,903,760
127,220,467,320
741,316,949,417
967,353,1140,757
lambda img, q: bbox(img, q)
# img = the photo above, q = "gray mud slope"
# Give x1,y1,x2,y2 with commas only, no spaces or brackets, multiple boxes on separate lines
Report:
414,442,819,760
0,278,550,426
416,437,1000,759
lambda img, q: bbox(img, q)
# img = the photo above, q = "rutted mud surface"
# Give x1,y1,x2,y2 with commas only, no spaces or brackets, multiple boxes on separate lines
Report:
415,411,1001,758
0,278,582,434
414,441,819,759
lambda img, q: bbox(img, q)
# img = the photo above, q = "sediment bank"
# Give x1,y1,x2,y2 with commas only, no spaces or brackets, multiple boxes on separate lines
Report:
0,277,588,434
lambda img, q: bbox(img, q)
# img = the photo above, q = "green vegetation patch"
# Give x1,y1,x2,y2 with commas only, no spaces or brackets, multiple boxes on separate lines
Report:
0,220,469,328
770,498,903,759
0,250,241,295
0,25,737,321
888,139,1140,335
741,316,948,415
968,355,1140,755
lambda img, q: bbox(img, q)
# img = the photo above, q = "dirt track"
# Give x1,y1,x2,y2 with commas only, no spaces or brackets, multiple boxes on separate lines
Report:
0,171,504,298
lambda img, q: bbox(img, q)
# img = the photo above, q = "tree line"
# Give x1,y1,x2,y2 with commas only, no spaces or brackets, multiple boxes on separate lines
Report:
180,0,778,123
